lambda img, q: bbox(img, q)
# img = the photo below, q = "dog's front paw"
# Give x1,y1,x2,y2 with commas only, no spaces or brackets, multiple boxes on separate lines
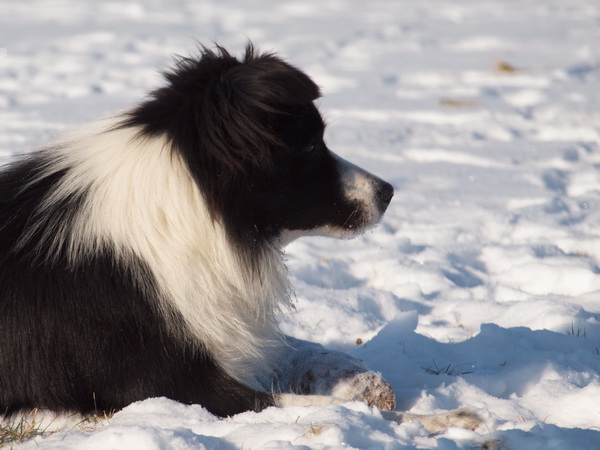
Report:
383,407,483,434
331,371,396,411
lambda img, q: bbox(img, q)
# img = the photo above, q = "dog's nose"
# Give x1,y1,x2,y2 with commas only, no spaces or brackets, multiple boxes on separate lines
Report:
376,181,394,213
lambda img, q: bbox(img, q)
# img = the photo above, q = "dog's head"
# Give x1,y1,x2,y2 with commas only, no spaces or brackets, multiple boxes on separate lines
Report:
125,44,393,246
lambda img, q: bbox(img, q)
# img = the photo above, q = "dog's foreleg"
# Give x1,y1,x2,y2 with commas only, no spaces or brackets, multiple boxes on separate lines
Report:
381,408,483,434
277,395,481,434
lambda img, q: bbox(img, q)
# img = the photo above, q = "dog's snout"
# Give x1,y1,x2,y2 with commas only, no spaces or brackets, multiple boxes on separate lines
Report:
333,152,393,219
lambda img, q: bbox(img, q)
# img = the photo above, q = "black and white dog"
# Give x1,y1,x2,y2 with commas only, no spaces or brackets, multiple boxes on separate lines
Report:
0,44,479,432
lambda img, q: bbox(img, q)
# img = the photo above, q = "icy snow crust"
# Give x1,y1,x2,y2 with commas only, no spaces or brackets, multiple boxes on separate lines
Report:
1,0,600,448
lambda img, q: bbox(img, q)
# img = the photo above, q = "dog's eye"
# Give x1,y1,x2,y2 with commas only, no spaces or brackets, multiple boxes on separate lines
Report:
304,142,321,153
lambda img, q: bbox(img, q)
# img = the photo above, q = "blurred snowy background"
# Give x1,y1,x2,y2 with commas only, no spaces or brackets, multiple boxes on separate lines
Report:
1,0,600,448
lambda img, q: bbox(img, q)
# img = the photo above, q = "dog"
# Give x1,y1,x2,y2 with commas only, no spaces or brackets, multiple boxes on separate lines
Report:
0,44,479,433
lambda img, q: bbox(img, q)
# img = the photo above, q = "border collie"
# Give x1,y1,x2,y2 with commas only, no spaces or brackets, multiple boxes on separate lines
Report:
0,44,480,433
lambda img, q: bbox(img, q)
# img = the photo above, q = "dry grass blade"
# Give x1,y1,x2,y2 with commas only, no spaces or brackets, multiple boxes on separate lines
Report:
439,97,480,108
0,410,49,447
495,59,519,73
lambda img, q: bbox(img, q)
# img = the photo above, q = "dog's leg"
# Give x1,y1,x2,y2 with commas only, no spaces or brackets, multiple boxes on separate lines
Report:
270,337,482,433
381,408,483,434
274,395,482,434
271,336,395,410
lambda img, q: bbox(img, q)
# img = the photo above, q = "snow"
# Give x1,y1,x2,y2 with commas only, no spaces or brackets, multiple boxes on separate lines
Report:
2,0,600,448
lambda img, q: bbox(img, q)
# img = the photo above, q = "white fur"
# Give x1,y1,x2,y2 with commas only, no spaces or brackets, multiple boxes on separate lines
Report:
22,117,290,388
279,395,482,434
382,409,483,434
277,394,340,408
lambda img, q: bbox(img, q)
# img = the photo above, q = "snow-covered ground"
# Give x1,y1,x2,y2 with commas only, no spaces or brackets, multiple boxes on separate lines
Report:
2,0,600,448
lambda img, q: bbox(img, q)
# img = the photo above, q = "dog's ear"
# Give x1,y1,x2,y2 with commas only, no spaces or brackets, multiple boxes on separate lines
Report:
195,44,321,174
